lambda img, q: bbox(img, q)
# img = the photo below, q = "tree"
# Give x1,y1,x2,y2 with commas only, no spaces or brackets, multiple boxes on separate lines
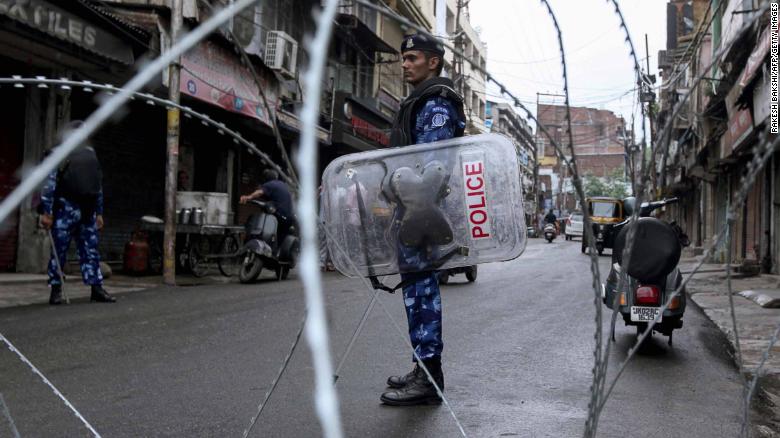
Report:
584,168,629,199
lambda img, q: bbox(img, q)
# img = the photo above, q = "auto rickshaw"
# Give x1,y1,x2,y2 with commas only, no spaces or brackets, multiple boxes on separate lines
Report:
581,197,624,255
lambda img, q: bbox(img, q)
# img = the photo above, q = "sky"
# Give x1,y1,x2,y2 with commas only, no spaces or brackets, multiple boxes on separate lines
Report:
468,0,667,142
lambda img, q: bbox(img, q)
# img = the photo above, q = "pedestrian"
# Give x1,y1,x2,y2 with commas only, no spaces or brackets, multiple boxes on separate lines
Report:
39,121,115,305
379,33,466,406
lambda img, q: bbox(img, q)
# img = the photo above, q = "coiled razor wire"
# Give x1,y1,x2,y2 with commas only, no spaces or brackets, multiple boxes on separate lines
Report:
743,323,780,437
0,1,777,437
597,130,780,414
0,0,265,227
655,2,770,194
296,0,344,435
0,333,101,437
0,393,21,438
196,0,299,187
584,2,655,435
319,223,469,437
535,4,610,435
0,77,296,189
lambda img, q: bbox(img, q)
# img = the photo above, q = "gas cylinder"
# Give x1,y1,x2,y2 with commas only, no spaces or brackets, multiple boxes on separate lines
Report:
124,231,150,274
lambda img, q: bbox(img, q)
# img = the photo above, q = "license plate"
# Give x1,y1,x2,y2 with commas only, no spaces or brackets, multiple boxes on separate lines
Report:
630,306,662,322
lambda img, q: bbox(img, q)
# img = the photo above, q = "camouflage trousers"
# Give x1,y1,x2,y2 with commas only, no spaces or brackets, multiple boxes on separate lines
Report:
48,198,103,286
400,270,443,361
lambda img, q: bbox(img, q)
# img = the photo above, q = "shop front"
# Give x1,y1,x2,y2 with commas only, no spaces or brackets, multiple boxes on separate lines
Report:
0,0,142,272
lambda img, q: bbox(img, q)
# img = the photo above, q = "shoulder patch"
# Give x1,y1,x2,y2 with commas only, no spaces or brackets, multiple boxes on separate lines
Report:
431,113,448,127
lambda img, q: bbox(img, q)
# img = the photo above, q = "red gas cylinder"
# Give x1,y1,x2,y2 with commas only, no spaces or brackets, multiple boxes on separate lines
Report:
124,232,150,274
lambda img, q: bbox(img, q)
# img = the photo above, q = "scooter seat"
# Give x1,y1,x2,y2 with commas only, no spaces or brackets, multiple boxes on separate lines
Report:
613,217,681,282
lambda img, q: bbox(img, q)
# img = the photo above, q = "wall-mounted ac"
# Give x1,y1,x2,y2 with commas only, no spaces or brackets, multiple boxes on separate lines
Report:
264,31,298,79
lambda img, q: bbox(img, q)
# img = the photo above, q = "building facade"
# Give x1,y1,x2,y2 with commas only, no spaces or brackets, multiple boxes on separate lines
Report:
435,0,488,134
0,0,468,274
656,0,777,273
486,100,536,210
536,103,630,213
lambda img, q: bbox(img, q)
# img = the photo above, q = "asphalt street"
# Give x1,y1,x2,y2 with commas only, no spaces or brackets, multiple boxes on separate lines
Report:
0,237,746,437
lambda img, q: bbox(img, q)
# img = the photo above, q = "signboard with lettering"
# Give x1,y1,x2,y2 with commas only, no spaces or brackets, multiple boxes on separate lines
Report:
180,40,278,126
331,91,392,151
0,0,134,64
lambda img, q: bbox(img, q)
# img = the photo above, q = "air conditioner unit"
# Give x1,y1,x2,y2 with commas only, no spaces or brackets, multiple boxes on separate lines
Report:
264,31,298,79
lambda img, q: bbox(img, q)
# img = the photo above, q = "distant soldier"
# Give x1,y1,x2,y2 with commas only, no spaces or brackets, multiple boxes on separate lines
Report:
40,121,115,305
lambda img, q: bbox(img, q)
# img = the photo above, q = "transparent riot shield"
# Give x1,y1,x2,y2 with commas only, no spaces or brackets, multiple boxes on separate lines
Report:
321,133,526,277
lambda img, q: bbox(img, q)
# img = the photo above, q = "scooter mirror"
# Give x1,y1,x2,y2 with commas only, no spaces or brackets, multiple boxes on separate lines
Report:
622,197,636,217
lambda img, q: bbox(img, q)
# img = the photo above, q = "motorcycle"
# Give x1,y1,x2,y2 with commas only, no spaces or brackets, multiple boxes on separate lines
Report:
239,200,300,284
602,197,690,346
543,223,557,243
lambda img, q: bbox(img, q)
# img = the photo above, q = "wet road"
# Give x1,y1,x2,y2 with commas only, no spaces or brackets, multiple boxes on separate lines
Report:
0,238,745,437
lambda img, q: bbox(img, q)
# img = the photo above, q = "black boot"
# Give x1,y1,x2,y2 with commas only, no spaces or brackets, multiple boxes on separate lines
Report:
90,285,116,303
49,284,64,305
386,364,423,389
381,358,444,406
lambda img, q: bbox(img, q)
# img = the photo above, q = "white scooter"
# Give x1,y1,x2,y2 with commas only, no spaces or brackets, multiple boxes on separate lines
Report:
543,223,557,243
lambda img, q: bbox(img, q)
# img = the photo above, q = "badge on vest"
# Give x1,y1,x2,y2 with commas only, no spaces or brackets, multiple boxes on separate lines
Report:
431,113,448,128
321,134,527,277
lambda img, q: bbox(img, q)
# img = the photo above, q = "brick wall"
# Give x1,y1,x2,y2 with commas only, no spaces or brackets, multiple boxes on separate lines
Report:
576,154,626,178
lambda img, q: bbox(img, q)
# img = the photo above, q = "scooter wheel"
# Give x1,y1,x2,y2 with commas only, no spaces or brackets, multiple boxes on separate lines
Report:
438,272,449,285
239,253,263,284
465,266,477,282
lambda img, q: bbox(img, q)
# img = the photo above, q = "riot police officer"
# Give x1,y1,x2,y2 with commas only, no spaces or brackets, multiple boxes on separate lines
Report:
380,33,466,406
40,121,115,305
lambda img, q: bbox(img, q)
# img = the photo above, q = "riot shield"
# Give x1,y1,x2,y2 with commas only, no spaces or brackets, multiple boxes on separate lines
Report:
321,133,526,277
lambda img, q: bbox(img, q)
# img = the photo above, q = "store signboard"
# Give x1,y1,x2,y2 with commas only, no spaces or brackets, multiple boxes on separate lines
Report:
180,40,278,126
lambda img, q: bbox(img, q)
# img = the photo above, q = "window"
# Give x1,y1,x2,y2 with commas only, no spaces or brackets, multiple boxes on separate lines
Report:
479,100,485,120
357,4,378,33
589,201,621,218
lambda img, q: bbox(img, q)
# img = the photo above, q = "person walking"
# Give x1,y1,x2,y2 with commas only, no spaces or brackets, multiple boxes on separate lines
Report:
40,121,115,305
380,33,466,406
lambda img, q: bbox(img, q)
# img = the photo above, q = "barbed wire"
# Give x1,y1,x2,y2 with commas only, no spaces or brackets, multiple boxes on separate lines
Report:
0,1,775,436
297,0,344,436
0,76,297,188
0,392,20,438
532,4,609,437
196,0,299,187
319,222,469,437
0,0,259,229
597,129,780,414
242,310,307,437
656,0,720,91
0,333,101,437
579,2,657,435
743,323,780,437
656,2,770,197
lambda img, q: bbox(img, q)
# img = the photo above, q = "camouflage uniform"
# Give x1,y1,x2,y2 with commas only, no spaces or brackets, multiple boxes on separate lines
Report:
41,170,104,286
400,96,465,361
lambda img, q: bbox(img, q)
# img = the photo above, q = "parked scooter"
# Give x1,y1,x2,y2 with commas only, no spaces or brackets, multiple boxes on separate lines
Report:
602,197,690,346
239,200,300,284
543,223,557,243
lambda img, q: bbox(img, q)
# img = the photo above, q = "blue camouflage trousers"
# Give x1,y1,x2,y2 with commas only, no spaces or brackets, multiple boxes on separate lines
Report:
398,244,443,362
48,198,103,286
401,271,443,362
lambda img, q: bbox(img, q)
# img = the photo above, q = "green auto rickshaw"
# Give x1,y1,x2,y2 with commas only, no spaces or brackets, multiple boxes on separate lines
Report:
581,197,625,256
